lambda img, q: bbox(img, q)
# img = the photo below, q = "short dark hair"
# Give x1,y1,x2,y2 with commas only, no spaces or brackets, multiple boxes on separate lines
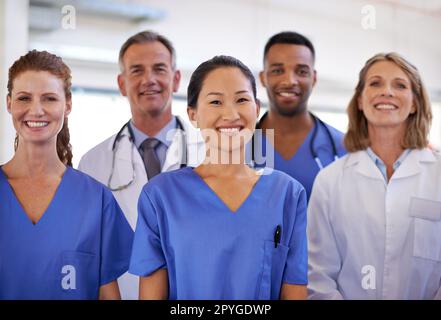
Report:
187,55,257,109
118,30,177,70
263,31,315,62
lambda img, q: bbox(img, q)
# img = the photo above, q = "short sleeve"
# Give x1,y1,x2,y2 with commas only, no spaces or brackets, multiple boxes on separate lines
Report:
99,190,134,286
283,182,308,285
129,187,166,277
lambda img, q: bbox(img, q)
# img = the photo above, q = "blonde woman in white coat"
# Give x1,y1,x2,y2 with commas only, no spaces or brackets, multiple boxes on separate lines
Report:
307,52,441,299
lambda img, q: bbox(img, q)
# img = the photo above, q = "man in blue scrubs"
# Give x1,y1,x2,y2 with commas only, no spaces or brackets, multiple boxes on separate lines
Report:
255,31,346,200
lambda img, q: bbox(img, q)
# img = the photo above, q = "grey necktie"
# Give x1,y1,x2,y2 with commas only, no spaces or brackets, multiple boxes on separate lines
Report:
140,138,161,180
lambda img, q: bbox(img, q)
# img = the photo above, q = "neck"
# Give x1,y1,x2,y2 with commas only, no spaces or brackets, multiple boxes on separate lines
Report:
197,162,251,179
262,109,313,135
201,145,250,177
132,110,173,137
5,140,65,178
368,125,406,166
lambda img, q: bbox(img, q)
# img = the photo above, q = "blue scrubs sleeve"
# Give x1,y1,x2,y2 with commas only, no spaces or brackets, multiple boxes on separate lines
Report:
100,190,134,286
129,188,166,277
283,184,308,285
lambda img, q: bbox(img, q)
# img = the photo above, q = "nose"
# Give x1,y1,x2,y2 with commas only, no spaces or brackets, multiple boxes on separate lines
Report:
141,70,156,86
282,70,300,86
380,83,394,97
29,100,45,117
222,103,240,122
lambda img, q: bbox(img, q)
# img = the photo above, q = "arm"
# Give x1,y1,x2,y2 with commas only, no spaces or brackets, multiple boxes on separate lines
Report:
279,184,308,297
307,173,343,300
280,284,307,300
99,280,121,300
139,268,168,300
129,188,168,297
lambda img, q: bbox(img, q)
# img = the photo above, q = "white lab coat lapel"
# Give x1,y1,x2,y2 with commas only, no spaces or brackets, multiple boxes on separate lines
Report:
346,151,385,181
111,126,147,185
162,116,205,172
162,127,183,172
392,149,436,180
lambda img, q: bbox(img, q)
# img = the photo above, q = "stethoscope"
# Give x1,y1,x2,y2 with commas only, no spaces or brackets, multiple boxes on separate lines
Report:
107,117,188,191
251,111,339,170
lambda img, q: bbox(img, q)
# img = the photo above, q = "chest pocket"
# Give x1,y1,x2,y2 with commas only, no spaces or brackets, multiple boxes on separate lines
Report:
257,240,290,300
409,197,441,262
58,251,98,299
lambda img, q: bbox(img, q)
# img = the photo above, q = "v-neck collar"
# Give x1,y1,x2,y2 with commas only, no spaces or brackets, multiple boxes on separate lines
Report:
0,166,70,227
188,166,267,214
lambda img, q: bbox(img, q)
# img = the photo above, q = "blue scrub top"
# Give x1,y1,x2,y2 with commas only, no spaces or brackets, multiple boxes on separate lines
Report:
250,120,346,200
0,166,134,300
129,167,308,300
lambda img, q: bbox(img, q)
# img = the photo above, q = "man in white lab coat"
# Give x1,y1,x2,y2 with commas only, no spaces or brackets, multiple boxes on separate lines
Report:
307,52,441,299
78,31,204,299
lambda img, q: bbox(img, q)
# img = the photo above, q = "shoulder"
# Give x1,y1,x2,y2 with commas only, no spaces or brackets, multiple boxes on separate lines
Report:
261,167,306,198
317,118,347,154
141,167,193,195
314,152,355,185
67,166,112,196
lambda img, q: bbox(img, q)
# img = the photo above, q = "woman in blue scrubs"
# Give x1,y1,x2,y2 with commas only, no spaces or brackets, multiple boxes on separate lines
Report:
129,55,308,299
0,50,133,300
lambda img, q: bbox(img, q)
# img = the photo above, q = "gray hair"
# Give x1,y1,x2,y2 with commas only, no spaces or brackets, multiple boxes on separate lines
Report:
118,30,177,71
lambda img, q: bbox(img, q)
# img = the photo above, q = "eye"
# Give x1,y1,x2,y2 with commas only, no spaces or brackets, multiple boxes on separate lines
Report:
237,97,249,103
209,100,221,105
154,65,168,74
17,96,30,102
396,82,407,89
270,68,283,75
45,96,58,102
298,69,310,76
369,81,380,87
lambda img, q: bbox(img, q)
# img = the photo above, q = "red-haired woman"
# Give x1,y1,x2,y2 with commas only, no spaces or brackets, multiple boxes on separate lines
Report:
0,50,133,300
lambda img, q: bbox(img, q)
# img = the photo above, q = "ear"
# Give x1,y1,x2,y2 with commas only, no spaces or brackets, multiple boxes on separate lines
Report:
255,98,261,119
357,96,363,111
6,95,11,114
410,99,417,114
117,73,127,97
259,71,266,88
187,106,198,128
65,100,72,117
173,70,181,93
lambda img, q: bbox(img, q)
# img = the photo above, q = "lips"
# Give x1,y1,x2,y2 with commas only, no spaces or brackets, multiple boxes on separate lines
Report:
24,121,49,128
139,89,161,96
374,103,398,110
216,126,244,136
275,88,301,100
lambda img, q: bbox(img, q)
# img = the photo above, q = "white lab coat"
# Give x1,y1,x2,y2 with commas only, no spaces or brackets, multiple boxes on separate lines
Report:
307,148,441,300
78,116,205,300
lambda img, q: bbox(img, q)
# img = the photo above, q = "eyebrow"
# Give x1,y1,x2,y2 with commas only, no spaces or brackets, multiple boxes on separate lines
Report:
269,63,310,69
367,75,409,82
129,64,144,70
206,90,251,96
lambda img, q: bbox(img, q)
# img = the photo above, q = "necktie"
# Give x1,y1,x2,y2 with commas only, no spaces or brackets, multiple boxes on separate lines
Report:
140,138,161,180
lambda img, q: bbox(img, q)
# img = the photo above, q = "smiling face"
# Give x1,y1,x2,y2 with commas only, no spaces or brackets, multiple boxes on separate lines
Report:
260,44,316,117
358,60,415,132
7,70,71,146
117,41,181,119
188,67,260,155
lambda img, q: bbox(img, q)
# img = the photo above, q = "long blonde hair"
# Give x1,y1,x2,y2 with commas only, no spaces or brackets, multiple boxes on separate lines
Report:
344,52,432,152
